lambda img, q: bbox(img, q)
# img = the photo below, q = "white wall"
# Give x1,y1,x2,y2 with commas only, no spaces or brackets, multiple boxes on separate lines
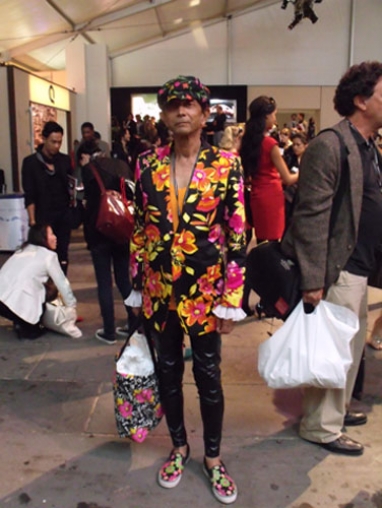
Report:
111,0,362,88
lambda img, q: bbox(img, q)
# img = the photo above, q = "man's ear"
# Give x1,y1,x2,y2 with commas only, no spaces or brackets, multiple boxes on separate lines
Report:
202,107,210,127
353,95,368,112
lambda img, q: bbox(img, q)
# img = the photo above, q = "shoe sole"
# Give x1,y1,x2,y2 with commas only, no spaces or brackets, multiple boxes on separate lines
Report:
203,464,238,505
303,438,364,456
344,419,368,427
157,455,190,489
95,335,116,345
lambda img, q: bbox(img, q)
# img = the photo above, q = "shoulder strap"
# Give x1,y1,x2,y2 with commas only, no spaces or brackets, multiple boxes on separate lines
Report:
89,162,106,193
318,128,350,236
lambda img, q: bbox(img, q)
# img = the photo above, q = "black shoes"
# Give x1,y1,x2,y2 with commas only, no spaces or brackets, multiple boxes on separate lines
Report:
344,411,368,427
308,434,364,456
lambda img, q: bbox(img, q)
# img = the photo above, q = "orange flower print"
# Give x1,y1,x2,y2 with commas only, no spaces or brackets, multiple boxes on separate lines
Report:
196,189,220,213
197,273,215,296
172,248,185,281
206,264,222,282
145,224,161,242
145,267,165,298
173,230,197,255
182,297,208,327
142,291,154,317
211,157,230,179
152,164,170,192
203,314,217,334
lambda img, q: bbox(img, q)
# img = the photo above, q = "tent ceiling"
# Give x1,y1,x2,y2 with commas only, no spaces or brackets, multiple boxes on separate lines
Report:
0,0,279,72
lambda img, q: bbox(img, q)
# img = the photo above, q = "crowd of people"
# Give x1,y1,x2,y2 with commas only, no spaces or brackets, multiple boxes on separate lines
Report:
0,61,382,505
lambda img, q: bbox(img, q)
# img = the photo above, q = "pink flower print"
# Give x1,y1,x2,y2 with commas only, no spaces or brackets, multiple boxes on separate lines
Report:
228,211,245,234
131,427,148,443
208,224,221,243
135,388,153,404
197,274,215,295
156,404,164,418
226,262,244,290
157,145,171,161
119,401,133,418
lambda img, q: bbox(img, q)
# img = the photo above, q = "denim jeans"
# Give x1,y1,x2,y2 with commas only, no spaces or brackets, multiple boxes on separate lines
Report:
152,311,224,458
90,242,133,338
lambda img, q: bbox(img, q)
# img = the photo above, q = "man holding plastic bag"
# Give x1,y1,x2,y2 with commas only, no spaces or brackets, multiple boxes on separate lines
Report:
281,61,382,456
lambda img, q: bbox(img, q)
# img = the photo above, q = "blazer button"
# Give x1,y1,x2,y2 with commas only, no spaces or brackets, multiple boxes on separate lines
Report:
336,264,341,269
347,244,352,250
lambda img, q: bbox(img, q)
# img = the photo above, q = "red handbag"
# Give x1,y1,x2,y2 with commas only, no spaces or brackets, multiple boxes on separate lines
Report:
90,163,134,244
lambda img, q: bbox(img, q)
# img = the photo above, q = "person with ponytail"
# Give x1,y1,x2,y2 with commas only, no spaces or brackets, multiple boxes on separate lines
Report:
240,96,298,315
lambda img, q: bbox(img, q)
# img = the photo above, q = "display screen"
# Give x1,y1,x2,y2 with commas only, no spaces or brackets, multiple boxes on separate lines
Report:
208,99,237,123
131,93,161,120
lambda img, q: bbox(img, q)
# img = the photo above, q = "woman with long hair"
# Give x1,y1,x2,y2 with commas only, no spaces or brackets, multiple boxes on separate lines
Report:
0,224,77,339
240,96,298,315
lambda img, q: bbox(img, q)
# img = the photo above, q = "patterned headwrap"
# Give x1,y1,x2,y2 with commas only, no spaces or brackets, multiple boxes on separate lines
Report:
157,75,210,109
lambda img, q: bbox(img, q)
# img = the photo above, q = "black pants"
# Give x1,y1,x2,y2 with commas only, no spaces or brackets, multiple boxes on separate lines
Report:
0,301,42,335
90,242,134,338
46,208,72,275
152,311,224,458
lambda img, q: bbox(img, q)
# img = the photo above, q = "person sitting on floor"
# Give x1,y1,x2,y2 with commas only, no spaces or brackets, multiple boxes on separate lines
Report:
0,224,77,339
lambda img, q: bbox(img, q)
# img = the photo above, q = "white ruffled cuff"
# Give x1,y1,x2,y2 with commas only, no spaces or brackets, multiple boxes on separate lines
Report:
124,290,142,307
213,305,247,321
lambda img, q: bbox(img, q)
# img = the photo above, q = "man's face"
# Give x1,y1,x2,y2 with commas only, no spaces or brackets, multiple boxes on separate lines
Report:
43,132,62,157
364,78,382,130
82,127,94,141
161,99,209,137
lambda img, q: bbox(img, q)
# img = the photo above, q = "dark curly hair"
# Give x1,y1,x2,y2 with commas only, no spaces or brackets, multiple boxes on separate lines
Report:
334,61,382,117
239,96,276,179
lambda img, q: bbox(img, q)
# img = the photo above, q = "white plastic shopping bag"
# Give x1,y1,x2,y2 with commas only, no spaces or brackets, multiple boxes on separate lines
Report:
116,331,155,377
258,300,359,389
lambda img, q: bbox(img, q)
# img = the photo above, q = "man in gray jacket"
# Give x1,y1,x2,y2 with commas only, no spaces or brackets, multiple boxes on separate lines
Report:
282,61,382,455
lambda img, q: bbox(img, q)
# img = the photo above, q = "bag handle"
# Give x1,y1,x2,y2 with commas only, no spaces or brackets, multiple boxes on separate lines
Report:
89,162,106,194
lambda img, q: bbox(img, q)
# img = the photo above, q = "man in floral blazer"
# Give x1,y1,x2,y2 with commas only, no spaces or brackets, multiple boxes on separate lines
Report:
126,76,246,504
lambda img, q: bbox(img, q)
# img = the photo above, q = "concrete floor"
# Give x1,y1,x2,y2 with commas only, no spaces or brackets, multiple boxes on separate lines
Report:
0,230,381,508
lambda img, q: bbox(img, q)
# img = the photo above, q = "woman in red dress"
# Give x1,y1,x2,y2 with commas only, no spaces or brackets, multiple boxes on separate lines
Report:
240,96,298,315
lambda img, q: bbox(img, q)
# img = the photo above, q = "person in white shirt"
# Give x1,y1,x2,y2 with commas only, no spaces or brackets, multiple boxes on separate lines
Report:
0,224,77,339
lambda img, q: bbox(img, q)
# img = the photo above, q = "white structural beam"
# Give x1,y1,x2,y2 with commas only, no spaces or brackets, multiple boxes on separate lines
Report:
75,0,174,31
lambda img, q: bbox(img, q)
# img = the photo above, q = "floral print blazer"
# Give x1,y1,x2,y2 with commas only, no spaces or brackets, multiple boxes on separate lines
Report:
130,141,246,336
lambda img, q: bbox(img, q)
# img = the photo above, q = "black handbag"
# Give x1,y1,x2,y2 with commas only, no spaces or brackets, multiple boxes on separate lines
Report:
246,240,301,320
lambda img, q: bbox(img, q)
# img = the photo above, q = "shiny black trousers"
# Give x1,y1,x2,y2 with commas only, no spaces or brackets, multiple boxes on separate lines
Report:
152,311,224,458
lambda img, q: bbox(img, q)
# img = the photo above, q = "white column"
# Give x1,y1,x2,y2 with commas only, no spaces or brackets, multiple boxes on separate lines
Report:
66,40,111,144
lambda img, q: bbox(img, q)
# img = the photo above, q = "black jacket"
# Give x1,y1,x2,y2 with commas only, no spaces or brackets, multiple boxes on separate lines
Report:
22,148,71,221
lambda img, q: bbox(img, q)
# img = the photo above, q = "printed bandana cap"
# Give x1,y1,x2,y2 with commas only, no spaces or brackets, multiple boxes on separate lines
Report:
157,75,210,109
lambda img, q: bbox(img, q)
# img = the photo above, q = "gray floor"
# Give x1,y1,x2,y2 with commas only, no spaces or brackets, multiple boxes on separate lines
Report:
0,230,381,508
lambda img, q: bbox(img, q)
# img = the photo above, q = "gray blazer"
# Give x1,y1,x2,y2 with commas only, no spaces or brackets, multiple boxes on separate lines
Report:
282,119,364,291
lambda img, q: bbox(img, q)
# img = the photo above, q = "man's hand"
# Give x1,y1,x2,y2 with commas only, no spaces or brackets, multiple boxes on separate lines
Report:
79,153,91,167
216,318,234,334
132,306,142,317
302,289,324,307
